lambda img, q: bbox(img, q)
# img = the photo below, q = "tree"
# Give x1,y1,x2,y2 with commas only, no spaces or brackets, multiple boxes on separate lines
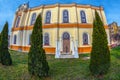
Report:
0,34,1,63
28,14,49,77
0,22,12,65
0,34,1,41
89,11,110,76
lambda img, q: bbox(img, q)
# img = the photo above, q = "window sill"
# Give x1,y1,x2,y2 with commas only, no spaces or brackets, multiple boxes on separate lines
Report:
83,44,89,46
45,23,51,24
62,22,69,23
44,45,50,46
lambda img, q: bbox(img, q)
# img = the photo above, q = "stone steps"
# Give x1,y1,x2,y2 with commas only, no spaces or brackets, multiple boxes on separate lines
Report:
59,54,74,58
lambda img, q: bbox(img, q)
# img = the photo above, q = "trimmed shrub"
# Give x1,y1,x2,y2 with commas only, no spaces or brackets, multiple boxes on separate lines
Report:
89,11,110,76
28,14,49,77
0,22,12,65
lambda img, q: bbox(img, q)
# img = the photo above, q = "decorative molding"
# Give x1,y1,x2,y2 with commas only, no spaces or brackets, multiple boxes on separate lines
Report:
23,4,103,12
12,23,108,31
10,45,110,53
78,46,92,53
10,45,55,53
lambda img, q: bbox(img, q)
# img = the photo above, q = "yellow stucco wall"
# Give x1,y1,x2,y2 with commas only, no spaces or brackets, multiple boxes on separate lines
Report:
10,4,109,53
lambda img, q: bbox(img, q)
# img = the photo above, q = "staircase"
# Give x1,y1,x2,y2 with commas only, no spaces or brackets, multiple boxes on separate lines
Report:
55,40,79,58
59,54,74,58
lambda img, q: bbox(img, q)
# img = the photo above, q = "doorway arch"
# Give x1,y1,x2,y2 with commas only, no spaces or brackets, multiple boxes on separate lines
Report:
62,32,70,54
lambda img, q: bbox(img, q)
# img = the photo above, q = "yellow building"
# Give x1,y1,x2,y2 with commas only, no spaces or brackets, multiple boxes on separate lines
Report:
108,22,119,45
108,22,118,34
10,3,110,58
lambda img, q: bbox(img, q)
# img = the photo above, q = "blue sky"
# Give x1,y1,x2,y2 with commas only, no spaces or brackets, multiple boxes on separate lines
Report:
0,0,120,32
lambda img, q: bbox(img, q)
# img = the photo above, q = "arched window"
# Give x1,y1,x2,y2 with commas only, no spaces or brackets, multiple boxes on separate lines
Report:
45,11,51,24
15,16,20,27
63,32,70,40
28,34,31,45
14,35,17,44
80,11,87,23
83,33,88,45
63,10,69,23
44,33,49,45
30,13,36,25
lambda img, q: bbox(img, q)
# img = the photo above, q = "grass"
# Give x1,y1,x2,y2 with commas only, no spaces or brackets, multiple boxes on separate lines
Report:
0,47,120,80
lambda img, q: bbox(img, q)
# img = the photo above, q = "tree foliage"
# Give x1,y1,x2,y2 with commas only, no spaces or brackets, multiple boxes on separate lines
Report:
89,11,110,76
28,14,49,77
0,33,1,63
0,22,12,65
0,34,1,41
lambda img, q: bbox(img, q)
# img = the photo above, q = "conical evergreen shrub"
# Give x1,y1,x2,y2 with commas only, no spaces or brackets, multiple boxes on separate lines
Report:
89,11,110,76
28,14,49,77
0,22,12,65
0,33,1,63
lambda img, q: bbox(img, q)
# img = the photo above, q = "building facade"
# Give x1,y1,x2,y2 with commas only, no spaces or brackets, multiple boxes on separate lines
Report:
108,22,120,47
118,27,120,34
10,3,110,58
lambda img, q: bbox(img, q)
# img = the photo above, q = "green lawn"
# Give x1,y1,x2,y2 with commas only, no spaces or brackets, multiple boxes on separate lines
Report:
0,47,120,80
